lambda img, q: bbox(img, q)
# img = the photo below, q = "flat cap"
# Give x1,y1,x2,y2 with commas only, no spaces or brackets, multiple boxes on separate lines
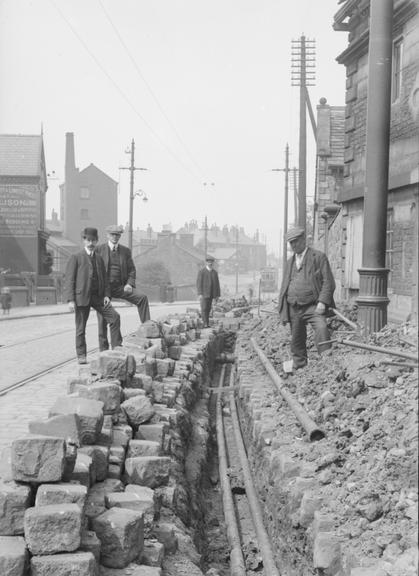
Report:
106,224,124,235
82,227,98,240
205,255,215,262
286,227,305,241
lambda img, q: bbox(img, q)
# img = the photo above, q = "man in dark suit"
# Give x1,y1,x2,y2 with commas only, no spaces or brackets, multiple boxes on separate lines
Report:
96,224,150,350
278,227,336,370
196,255,221,327
64,227,122,364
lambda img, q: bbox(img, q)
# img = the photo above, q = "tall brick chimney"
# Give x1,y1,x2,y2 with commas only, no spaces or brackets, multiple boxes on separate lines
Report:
65,132,76,180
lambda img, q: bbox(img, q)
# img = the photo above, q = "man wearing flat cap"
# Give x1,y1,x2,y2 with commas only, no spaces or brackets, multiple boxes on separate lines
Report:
96,224,150,350
64,227,122,364
278,226,335,370
196,255,221,328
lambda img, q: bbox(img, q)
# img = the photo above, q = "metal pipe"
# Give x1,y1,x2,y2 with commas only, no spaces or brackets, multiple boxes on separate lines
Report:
228,367,282,576
216,365,246,576
250,338,325,441
379,360,418,369
331,308,359,331
337,339,418,362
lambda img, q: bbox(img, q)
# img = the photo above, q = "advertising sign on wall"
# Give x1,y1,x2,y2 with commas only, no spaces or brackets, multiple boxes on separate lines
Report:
0,185,39,237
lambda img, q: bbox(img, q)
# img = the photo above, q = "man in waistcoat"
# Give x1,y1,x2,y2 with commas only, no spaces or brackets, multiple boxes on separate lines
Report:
64,227,122,364
96,224,150,350
196,255,221,328
278,227,335,370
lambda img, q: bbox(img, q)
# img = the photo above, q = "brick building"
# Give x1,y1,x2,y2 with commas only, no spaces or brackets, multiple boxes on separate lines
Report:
0,133,50,274
328,0,419,321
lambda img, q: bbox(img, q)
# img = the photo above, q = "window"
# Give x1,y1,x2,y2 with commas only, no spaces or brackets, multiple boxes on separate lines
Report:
392,38,403,103
80,209,89,220
80,187,90,199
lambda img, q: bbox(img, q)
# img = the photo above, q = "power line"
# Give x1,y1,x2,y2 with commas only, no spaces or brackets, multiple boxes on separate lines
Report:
97,0,208,181
49,0,203,185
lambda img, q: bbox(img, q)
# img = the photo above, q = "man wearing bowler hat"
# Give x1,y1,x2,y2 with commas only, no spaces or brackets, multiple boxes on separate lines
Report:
196,255,221,328
64,227,122,364
96,224,150,350
278,226,335,370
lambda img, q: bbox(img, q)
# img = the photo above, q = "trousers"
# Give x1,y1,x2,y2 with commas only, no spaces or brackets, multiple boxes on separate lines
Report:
200,297,213,327
97,285,150,350
288,303,331,368
75,295,122,358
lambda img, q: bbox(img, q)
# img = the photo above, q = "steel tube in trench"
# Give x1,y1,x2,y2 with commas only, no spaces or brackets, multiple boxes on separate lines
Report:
228,367,282,576
339,339,418,362
216,365,246,576
250,337,325,442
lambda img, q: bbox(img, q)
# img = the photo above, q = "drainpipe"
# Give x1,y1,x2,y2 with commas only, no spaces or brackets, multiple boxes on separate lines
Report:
356,0,393,334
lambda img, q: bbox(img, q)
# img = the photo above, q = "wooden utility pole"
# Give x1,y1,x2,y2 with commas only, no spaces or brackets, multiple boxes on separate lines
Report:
291,35,316,230
120,139,147,252
204,215,208,259
272,144,290,277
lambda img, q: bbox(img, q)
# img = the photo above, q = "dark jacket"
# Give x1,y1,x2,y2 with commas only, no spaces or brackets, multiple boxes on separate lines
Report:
196,267,221,299
278,247,336,323
64,250,110,306
96,243,136,287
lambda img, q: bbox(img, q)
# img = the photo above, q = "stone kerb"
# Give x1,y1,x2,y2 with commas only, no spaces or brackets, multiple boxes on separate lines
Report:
0,311,221,575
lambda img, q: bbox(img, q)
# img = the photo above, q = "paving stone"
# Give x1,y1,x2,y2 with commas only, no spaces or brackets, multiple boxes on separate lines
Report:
121,396,155,428
35,482,87,510
153,522,178,554
11,435,66,483
79,445,109,482
144,358,158,378
124,457,171,489
80,529,101,563
106,490,154,530
24,503,82,554
123,389,146,401
112,424,133,448
28,413,82,446
99,564,162,575
92,508,144,568
30,551,96,576
109,446,126,465
77,381,122,415
107,462,124,480
313,532,342,575
150,381,164,403
127,440,161,458
49,397,104,445
135,424,169,452
0,447,13,482
85,479,124,526
0,535,27,576
137,322,160,339
90,351,134,383
0,480,32,535
69,452,93,487
299,491,323,528
168,345,182,360
141,539,164,567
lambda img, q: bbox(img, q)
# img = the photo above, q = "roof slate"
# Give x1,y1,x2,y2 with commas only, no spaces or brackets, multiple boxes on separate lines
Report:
0,134,44,177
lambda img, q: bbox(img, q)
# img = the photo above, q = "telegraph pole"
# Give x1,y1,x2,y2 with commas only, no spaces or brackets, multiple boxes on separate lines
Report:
292,167,299,226
204,215,208,259
120,139,147,252
291,35,316,230
272,144,290,276
235,225,239,295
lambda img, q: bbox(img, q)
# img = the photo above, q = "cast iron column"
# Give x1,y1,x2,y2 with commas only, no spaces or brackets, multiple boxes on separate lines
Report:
356,0,393,334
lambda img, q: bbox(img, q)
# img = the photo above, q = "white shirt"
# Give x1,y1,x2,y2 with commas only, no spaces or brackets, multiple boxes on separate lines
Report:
108,241,119,252
295,247,308,270
85,247,94,257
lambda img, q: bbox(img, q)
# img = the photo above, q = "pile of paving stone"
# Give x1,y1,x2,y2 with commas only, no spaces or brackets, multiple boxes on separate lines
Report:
0,314,228,576
235,310,418,576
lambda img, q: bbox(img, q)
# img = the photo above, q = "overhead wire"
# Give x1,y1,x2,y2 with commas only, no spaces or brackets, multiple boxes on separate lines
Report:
49,0,204,185
97,0,208,182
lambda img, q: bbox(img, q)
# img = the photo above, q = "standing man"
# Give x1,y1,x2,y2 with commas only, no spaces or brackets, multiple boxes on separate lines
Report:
96,224,150,350
278,227,335,370
64,227,122,364
196,255,221,328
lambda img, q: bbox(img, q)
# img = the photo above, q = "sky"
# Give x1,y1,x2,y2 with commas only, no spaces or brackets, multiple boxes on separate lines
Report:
0,0,348,255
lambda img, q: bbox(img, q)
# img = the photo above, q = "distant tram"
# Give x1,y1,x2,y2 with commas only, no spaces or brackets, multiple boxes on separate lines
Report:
260,266,278,292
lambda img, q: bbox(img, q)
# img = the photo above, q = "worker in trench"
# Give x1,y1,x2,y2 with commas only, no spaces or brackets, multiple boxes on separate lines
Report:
278,226,336,370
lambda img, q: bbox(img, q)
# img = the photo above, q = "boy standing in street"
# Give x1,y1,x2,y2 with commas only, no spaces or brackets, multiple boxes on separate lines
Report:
64,227,122,364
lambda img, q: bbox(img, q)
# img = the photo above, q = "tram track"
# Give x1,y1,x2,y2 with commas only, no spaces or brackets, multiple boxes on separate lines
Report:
0,328,75,350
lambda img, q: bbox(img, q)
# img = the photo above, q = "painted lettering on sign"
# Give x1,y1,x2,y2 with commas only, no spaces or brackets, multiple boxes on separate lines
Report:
0,186,39,237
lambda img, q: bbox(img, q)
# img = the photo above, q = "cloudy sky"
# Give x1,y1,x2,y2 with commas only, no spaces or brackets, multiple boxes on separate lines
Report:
0,0,348,254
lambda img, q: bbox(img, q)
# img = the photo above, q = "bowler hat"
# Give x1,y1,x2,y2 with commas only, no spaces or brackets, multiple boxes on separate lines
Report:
286,227,305,242
82,227,98,240
106,224,124,235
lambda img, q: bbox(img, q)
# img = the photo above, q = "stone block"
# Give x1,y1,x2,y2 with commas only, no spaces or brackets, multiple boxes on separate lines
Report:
49,396,104,445
299,491,323,528
0,481,32,535
90,351,133,383
66,374,92,394
123,389,146,401
141,539,164,567
137,321,160,339
121,396,155,428
77,381,121,415
109,446,125,465
97,416,113,447
80,530,101,563
127,374,153,392
153,522,178,554
35,482,87,510
150,381,164,403
24,503,82,554
30,552,96,576
144,358,158,378
11,435,65,484
70,453,92,487
127,440,160,459
85,479,124,526
155,359,172,378
269,449,301,480
312,511,334,537
28,413,82,446
0,447,13,482
107,463,123,480
135,424,169,451
0,535,27,576
107,486,155,530
313,532,342,575
124,457,170,489
168,345,182,360
100,564,162,576
112,424,133,448
79,446,109,482
92,508,144,568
